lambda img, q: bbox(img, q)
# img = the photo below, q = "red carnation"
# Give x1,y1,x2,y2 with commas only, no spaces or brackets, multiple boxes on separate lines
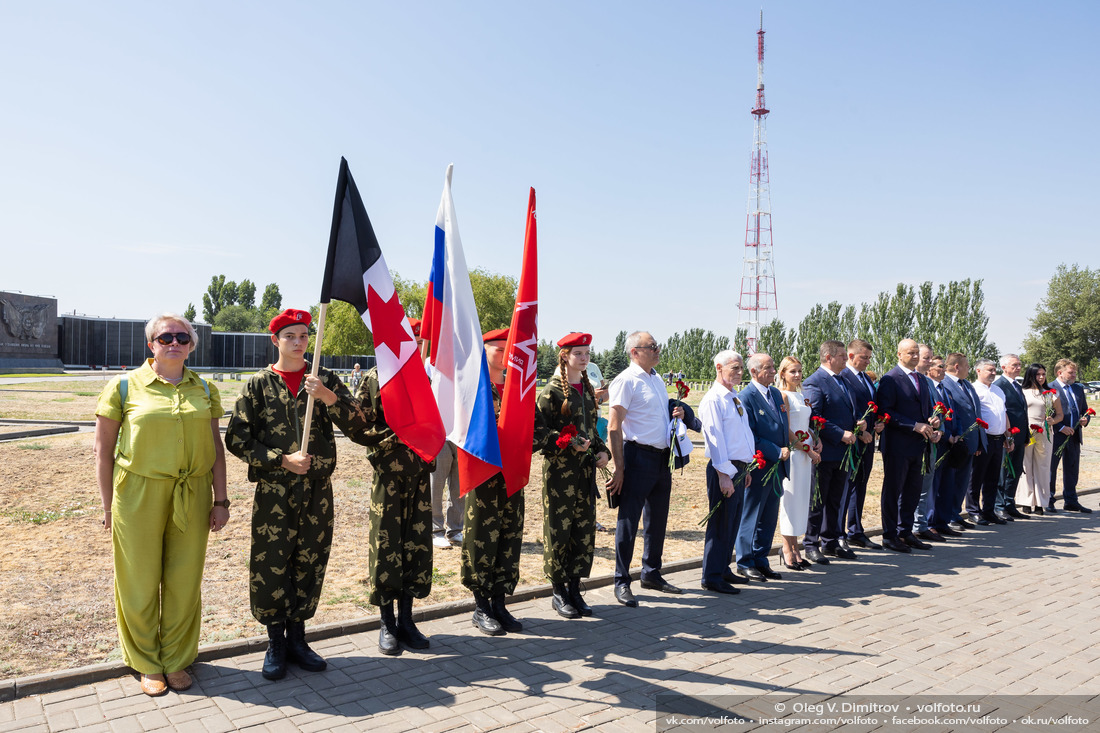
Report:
1010,427,1020,435
1088,408,1096,417
975,418,989,430
753,450,766,469
867,401,878,412
881,413,891,424
1030,424,1044,434
555,424,578,450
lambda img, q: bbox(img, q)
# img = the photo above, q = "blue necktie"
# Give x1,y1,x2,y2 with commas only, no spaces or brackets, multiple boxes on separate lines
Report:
834,374,854,412
1064,384,1079,426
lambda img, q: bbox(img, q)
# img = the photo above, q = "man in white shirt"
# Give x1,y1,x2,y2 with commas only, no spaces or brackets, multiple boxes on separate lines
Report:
607,331,685,606
967,359,1014,525
698,350,755,594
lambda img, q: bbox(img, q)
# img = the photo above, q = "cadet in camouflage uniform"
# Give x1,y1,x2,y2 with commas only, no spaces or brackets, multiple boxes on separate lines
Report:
461,329,525,636
225,309,368,680
533,332,609,619
351,366,435,656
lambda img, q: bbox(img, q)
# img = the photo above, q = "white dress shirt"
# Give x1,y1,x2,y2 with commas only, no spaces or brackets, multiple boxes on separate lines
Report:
609,362,670,448
699,380,755,478
971,381,1008,435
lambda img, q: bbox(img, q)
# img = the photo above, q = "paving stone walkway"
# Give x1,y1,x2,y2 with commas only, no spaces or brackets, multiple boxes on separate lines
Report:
3,509,1098,732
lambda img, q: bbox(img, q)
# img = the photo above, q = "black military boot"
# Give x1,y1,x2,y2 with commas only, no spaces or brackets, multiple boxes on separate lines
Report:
378,601,401,656
285,620,327,672
491,594,522,633
471,592,504,635
551,583,580,619
568,578,592,617
396,595,431,649
262,623,287,680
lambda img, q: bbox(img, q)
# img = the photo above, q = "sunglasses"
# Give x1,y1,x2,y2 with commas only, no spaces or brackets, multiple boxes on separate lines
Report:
154,332,192,346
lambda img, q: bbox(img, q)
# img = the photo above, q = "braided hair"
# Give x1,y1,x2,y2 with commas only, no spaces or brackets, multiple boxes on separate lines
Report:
558,348,596,418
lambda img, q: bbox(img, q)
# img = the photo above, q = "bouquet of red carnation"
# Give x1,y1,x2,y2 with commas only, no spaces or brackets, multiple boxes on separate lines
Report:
1002,426,1021,478
555,424,578,450
675,379,690,401
699,450,764,526
843,401,878,477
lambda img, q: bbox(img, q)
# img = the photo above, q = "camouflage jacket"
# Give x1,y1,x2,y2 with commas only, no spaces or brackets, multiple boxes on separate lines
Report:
350,366,438,469
225,364,369,482
533,373,608,459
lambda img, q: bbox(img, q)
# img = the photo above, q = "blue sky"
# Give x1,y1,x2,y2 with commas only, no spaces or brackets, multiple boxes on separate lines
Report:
2,1,1098,355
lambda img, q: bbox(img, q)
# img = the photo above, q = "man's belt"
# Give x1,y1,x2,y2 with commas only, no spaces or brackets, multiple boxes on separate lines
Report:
627,441,669,455
988,433,1006,442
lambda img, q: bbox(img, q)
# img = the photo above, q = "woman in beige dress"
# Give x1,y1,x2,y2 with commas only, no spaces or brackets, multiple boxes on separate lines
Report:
1016,363,1063,514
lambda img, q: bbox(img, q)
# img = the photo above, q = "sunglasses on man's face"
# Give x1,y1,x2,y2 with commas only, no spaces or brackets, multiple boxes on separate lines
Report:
154,332,192,346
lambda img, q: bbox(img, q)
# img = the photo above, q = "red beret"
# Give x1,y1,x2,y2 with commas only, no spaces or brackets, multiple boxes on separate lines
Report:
408,317,422,337
556,332,592,348
269,308,312,334
483,327,509,343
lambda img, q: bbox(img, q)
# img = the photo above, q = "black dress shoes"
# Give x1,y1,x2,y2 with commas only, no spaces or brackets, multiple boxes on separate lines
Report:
803,547,830,565
994,511,1014,522
956,517,976,529
1033,506,1045,515
883,538,911,553
639,576,683,594
614,584,638,607
1005,506,1029,519
917,529,946,542
723,569,750,584
983,513,1007,525
701,580,741,595
823,545,857,560
1017,505,1033,515
756,566,783,581
1045,506,1058,514
937,525,963,537
903,535,932,550
738,567,768,582
970,513,991,526
1064,504,1093,513
851,534,882,550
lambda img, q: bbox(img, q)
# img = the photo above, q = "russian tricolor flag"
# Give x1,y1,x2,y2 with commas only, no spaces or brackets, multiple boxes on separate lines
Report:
422,164,503,495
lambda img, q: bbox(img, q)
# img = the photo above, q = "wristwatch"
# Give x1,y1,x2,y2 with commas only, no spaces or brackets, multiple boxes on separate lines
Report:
213,499,231,508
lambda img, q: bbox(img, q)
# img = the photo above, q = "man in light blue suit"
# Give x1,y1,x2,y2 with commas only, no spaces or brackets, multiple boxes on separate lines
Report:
736,353,790,581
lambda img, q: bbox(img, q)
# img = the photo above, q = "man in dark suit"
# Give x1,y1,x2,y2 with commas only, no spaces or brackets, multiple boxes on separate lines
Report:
932,353,986,534
1049,359,1092,513
876,339,939,552
994,354,1029,520
839,338,882,550
802,340,861,564
736,353,789,581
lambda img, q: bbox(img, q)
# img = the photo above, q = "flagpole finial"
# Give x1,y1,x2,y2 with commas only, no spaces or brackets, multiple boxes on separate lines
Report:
445,163,453,187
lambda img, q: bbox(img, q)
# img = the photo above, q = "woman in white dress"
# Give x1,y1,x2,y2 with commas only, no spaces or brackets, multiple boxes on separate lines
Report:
777,357,821,570
1015,363,1063,514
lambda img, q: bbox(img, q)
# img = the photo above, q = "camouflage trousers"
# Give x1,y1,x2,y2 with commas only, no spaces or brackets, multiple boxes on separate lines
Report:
460,473,524,596
249,475,333,625
368,446,433,606
542,462,597,584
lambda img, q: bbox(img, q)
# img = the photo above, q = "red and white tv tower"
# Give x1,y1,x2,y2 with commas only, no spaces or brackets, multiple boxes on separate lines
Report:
737,11,778,353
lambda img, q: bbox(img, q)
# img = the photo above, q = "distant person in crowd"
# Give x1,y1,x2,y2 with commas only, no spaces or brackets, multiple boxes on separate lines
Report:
877,339,938,553
461,328,526,636
917,354,956,542
839,339,882,550
931,353,983,535
350,363,362,392
967,359,1013,526
95,313,228,697
607,331,686,607
698,350,755,594
225,309,368,679
1049,359,1092,513
735,352,789,581
801,341,858,565
994,354,1030,521
1015,363,1062,514
776,356,821,571
533,332,609,617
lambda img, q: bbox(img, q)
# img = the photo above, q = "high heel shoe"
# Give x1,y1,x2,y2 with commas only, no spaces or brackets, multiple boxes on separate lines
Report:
781,553,804,571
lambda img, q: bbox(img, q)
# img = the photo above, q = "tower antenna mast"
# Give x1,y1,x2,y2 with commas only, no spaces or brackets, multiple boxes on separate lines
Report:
737,10,778,353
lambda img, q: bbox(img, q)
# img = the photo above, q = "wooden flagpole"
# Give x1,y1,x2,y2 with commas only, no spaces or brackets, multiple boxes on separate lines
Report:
299,301,329,455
